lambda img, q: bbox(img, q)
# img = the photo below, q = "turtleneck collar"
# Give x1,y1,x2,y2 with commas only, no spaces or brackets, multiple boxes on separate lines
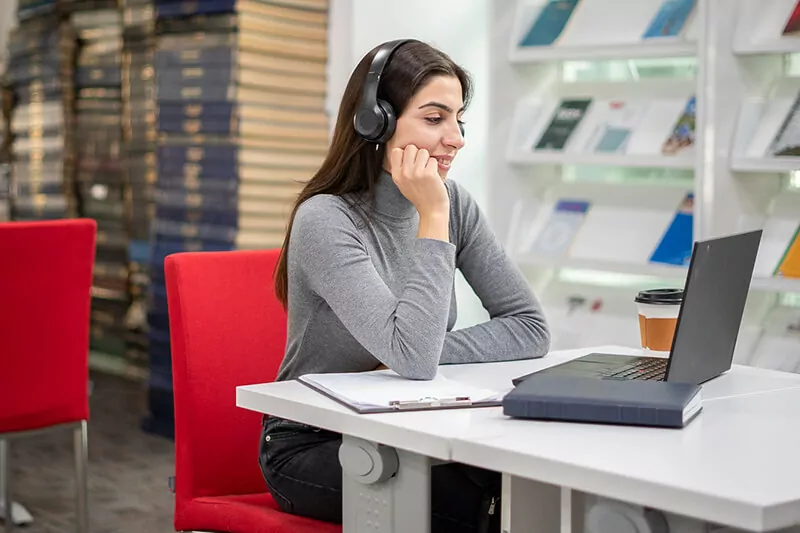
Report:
370,169,417,221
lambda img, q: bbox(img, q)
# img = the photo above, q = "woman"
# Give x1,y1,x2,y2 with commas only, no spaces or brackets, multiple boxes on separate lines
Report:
259,39,550,533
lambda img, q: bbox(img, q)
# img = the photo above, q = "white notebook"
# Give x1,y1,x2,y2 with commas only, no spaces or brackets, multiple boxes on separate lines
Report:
298,369,505,414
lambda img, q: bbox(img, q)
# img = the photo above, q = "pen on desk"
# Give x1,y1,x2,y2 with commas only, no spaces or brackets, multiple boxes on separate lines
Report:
389,396,473,409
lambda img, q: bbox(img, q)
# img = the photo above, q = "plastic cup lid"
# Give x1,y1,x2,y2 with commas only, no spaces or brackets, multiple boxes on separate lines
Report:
634,288,683,305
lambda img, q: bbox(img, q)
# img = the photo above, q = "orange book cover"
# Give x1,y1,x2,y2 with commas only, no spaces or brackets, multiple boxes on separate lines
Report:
777,226,800,278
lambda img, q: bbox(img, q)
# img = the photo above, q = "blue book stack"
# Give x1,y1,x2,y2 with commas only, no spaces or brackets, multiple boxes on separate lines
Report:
122,0,157,380
69,4,132,366
4,2,79,223
143,0,330,438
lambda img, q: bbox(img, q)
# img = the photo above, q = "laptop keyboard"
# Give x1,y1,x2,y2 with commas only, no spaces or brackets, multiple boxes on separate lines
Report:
601,357,667,381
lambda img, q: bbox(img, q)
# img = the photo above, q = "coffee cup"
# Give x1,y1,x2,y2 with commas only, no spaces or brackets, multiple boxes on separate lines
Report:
635,288,683,354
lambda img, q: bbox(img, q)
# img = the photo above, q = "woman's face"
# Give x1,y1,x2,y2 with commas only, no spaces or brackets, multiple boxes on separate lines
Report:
383,75,466,179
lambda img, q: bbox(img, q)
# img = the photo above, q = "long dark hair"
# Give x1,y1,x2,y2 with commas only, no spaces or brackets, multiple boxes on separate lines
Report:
274,40,473,308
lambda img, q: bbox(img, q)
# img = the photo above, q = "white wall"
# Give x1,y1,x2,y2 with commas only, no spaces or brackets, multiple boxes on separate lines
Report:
327,0,492,328
0,0,18,70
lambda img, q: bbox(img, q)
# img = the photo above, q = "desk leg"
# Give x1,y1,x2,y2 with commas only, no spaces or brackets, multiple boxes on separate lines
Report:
340,436,431,533
504,475,584,533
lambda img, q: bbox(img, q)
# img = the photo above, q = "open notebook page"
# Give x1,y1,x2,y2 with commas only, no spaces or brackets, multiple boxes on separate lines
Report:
298,369,504,412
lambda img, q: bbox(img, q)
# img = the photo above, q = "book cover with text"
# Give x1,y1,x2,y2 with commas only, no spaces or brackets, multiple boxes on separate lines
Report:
534,98,592,150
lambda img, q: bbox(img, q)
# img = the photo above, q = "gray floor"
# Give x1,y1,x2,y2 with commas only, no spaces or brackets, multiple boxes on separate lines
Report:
5,371,175,533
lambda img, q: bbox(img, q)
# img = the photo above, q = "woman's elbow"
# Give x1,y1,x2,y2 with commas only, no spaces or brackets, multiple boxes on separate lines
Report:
525,313,551,357
392,357,439,380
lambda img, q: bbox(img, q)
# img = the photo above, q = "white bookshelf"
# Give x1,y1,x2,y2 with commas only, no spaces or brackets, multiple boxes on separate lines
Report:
510,42,697,63
516,255,689,280
489,0,800,366
509,151,694,170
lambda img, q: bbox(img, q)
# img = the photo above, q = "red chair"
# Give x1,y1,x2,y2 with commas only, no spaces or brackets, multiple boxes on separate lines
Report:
0,219,96,533
164,249,342,533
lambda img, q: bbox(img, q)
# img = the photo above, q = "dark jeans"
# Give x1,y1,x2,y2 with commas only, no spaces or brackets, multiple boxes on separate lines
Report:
258,416,501,533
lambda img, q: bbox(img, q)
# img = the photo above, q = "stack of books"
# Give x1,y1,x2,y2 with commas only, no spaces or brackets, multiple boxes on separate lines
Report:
69,3,132,366
143,0,330,437
121,0,156,378
4,1,79,223
0,84,11,222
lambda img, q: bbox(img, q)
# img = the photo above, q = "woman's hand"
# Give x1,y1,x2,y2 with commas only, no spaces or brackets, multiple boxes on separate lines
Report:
389,145,450,219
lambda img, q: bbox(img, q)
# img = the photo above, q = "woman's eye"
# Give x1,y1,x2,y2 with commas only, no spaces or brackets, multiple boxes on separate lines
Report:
424,116,442,124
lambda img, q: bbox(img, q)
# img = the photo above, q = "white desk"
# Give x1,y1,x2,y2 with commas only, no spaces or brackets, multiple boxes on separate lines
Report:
236,345,800,533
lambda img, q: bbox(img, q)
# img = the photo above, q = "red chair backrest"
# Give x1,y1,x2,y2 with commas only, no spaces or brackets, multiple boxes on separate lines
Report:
0,219,96,432
165,249,287,501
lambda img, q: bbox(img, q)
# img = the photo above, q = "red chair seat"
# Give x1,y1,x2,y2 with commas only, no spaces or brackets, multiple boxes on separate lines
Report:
178,493,341,533
165,249,342,533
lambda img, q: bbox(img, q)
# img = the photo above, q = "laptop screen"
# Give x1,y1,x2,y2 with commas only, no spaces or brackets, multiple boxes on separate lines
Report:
665,230,762,385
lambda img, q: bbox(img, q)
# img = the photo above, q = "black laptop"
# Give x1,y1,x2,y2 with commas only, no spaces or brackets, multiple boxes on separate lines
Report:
513,230,763,386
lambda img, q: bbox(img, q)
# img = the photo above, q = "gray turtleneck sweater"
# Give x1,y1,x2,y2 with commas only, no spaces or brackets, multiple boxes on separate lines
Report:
276,171,551,381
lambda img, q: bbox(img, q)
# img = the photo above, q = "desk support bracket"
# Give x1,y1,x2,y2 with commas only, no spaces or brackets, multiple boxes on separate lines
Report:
340,436,432,533
504,475,584,533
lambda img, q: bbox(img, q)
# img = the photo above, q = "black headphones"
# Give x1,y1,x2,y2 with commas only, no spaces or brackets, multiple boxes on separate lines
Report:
353,39,412,144
353,39,466,144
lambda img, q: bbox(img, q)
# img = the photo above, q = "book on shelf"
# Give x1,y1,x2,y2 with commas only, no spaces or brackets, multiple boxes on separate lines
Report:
527,199,591,257
534,98,592,150
777,226,800,278
642,0,697,39
661,95,696,156
649,192,694,266
768,92,800,157
568,205,676,265
518,0,581,48
752,217,800,277
583,99,649,154
783,1,800,35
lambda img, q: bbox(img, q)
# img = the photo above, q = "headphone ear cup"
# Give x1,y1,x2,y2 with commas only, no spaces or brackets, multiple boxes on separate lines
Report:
373,99,396,144
354,105,384,142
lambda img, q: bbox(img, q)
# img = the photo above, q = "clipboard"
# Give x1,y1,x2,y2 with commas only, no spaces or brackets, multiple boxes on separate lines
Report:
297,369,506,414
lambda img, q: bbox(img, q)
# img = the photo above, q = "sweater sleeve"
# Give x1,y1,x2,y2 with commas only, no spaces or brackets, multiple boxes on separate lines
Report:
440,182,551,364
292,196,456,380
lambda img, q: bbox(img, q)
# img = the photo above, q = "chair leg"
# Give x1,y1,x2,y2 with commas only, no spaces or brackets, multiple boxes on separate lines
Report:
0,438,12,532
73,422,89,533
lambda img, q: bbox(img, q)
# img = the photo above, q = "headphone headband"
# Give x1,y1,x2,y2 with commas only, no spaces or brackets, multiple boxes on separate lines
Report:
353,39,414,143
360,39,412,111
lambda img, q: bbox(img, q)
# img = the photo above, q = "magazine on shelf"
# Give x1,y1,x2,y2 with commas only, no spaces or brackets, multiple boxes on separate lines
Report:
568,205,676,265
752,218,800,277
649,192,694,266
518,0,581,47
783,1,800,35
528,199,591,257
642,0,697,39
534,98,592,150
662,95,696,155
768,92,800,157
583,100,649,154
777,226,800,278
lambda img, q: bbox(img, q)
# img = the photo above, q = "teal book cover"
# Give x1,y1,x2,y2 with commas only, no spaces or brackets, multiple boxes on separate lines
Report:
519,0,581,47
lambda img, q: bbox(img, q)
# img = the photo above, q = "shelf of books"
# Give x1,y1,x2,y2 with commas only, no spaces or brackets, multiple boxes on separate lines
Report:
509,0,698,63
141,0,329,438
490,0,800,374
